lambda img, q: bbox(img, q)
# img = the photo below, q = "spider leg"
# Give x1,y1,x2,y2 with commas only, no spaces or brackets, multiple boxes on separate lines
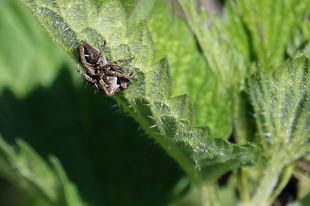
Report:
97,79,109,95
79,44,97,76
88,71,116,96
104,69,136,80
100,40,107,53
111,57,134,64
98,78,119,96
110,64,134,75
77,62,100,90
101,63,134,75
92,68,105,78
100,64,124,74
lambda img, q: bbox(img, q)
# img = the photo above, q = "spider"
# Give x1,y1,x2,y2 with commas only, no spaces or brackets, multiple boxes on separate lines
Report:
76,40,135,96
98,76,132,96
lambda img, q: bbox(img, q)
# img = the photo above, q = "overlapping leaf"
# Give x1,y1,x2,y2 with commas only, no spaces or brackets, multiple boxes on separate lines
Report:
178,0,250,90
0,135,85,206
0,0,71,97
18,0,260,184
177,0,258,145
146,0,232,138
249,56,310,206
225,0,310,68
249,56,310,158
179,0,310,87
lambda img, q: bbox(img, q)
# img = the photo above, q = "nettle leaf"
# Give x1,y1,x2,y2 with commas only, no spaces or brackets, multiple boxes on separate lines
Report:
0,0,70,97
225,0,310,68
178,0,250,90
249,56,310,160
124,0,156,32
19,0,260,183
119,0,137,15
177,0,258,144
288,20,310,59
147,0,232,138
249,56,310,206
0,135,85,206
179,0,310,84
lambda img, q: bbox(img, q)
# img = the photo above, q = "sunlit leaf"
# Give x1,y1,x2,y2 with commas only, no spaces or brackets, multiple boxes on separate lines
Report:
17,0,260,186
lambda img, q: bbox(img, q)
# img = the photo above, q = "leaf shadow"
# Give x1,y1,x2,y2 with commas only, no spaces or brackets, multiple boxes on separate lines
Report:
0,67,185,206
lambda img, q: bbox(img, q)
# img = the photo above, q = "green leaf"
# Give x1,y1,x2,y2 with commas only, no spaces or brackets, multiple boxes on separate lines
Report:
148,0,232,138
0,135,86,206
249,56,310,158
288,20,310,59
178,0,250,90
0,0,71,97
179,0,310,83
0,1,182,205
249,56,310,205
177,0,258,146
225,0,310,68
18,0,260,185
119,0,137,15
124,0,156,32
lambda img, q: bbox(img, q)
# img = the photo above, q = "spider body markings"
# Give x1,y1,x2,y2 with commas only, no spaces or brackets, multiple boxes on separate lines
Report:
77,40,135,96
96,51,135,80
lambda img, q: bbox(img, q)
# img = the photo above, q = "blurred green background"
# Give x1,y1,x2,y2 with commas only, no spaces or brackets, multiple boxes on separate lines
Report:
0,0,186,205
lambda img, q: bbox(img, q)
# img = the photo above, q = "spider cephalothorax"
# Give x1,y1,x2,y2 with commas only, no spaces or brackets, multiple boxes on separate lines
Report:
76,40,135,96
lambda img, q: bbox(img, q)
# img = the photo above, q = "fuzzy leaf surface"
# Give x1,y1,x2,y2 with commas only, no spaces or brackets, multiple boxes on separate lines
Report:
225,0,310,68
249,56,310,206
18,0,260,183
178,0,250,90
249,56,310,160
148,0,232,138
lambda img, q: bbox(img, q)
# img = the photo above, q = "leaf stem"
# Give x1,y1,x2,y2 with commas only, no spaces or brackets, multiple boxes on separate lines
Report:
237,168,250,206
231,89,255,145
197,182,220,206
268,162,295,203
250,154,286,206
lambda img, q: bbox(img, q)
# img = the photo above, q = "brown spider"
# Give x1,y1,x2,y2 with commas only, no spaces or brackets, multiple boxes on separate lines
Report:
76,40,135,96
